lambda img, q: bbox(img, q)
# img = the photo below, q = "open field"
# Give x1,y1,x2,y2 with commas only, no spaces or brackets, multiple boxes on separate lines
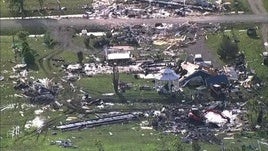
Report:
0,0,92,17
264,0,268,12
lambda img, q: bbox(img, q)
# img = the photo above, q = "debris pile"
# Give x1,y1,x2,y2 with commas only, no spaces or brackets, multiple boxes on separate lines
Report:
13,78,61,104
82,0,228,19
50,139,77,148
149,102,248,144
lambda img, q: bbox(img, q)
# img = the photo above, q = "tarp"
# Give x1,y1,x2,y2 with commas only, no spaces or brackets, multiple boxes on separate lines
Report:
205,75,229,86
155,68,180,81
107,52,131,60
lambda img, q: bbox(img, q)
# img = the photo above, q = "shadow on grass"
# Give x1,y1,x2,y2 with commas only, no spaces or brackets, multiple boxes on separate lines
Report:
28,63,39,71
117,93,127,103
248,35,260,40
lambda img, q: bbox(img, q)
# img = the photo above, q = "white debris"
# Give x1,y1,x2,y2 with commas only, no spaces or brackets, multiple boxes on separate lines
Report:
204,111,228,127
104,102,114,106
140,126,153,130
14,94,23,98
102,93,115,96
66,116,78,121
25,116,44,129
264,42,268,47
1,103,16,112
34,109,44,115
13,64,27,70
19,111,24,117
97,105,104,109
0,76,4,81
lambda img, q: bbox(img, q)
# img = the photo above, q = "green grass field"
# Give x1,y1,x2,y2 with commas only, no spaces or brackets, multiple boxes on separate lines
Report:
0,0,93,17
264,0,268,12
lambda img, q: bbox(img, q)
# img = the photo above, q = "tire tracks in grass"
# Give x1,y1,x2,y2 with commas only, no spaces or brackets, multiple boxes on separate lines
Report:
38,49,64,77
46,49,64,75
38,53,50,76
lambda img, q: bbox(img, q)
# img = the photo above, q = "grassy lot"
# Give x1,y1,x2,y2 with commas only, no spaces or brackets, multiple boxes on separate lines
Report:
0,0,93,17
1,33,268,150
223,0,251,13
0,35,178,151
206,27,268,99
264,0,268,12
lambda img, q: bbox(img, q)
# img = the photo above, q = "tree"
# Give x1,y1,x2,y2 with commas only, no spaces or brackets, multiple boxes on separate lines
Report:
84,36,90,49
8,0,25,16
112,64,119,94
17,30,29,41
44,32,56,48
217,34,239,60
106,31,112,39
77,51,84,65
21,41,35,66
247,28,257,37
38,0,44,10
23,49,35,66
16,31,36,66
93,37,110,48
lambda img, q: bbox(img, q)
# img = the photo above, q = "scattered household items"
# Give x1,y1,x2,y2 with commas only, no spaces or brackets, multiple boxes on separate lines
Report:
50,139,77,148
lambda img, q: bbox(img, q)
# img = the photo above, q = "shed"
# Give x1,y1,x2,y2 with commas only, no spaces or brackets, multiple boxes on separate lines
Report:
155,68,180,93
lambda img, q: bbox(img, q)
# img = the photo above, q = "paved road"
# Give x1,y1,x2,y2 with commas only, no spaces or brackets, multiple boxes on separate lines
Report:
1,14,268,31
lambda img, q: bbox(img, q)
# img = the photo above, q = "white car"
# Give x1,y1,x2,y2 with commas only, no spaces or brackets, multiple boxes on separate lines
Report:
194,54,204,65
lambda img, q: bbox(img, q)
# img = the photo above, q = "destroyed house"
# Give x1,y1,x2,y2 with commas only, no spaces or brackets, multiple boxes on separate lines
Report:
104,46,134,65
205,75,229,87
180,70,212,87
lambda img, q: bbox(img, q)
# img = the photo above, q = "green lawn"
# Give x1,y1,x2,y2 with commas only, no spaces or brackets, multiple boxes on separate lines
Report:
264,0,268,12
0,0,93,17
224,0,251,13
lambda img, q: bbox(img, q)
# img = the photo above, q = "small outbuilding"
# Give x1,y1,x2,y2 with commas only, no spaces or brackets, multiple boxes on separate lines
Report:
104,46,134,65
155,68,180,93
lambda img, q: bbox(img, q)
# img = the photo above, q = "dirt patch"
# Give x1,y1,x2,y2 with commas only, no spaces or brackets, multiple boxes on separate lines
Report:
49,26,86,52
183,36,223,68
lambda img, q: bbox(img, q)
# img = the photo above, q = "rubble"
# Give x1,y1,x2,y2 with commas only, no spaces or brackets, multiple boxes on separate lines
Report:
148,101,248,144
84,0,225,20
25,116,45,129
50,139,77,148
